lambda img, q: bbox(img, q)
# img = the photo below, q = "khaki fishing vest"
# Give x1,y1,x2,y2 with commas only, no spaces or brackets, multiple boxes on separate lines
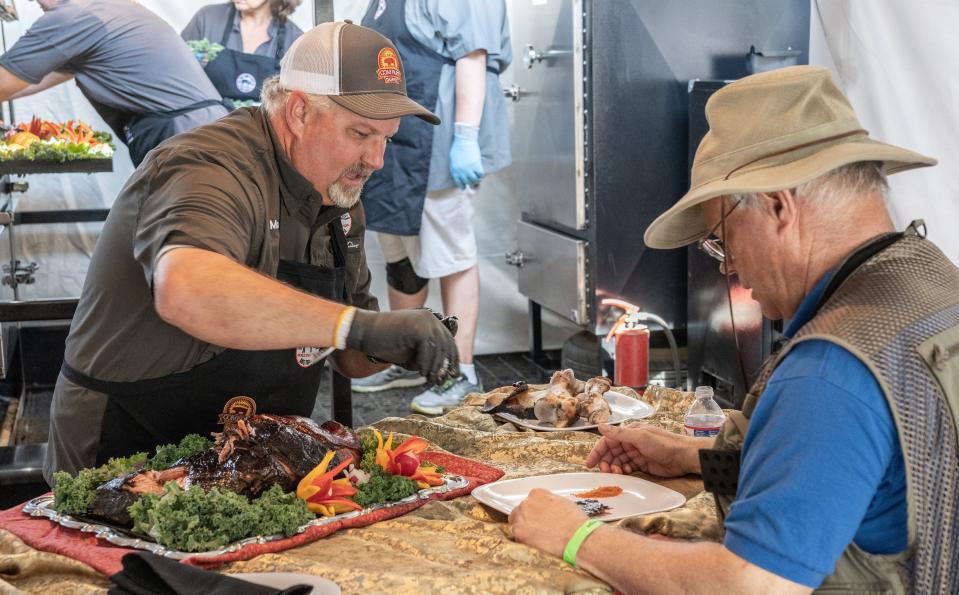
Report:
713,224,959,594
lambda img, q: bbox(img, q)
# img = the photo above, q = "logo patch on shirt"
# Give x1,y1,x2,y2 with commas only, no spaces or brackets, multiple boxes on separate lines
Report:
269,219,280,231
346,238,361,252
236,73,257,94
374,0,387,19
376,48,402,85
296,347,326,368
340,212,353,235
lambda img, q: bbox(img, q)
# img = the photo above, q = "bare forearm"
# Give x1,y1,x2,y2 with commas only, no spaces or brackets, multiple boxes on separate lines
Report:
454,50,488,126
683,436,716,474
154,248,346,350
6,70,73,100
576,528,810,594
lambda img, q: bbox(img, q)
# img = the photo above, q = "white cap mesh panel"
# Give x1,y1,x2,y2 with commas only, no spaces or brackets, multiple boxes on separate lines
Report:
279,22,342,95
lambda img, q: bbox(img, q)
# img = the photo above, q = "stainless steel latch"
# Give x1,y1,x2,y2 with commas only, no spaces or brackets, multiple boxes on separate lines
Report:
3,260,38,287
523,43,571,69
503,85,525,102
505,249,528,268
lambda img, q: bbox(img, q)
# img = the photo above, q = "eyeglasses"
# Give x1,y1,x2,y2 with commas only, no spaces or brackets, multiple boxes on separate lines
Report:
698,198,743,264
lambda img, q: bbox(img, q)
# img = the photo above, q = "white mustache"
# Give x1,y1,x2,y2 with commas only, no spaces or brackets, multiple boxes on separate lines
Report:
342,164,374,181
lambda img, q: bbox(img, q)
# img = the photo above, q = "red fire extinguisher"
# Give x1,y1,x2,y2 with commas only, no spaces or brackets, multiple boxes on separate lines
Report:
603,299,650,389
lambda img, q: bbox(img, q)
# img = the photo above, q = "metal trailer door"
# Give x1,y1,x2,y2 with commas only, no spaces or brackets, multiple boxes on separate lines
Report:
510,0,584,232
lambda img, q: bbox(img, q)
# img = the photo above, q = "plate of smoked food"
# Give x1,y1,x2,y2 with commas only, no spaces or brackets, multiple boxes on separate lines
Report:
24,415,467,558
480,369,654,431
472,472,685,521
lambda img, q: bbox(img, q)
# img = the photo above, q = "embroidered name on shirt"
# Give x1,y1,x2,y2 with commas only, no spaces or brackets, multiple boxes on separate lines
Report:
269,219,280,231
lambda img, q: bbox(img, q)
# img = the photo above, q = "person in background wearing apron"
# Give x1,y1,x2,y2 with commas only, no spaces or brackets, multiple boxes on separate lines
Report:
352,0,512,416
44,22,457,485
182,0,303,109
0,0,229,167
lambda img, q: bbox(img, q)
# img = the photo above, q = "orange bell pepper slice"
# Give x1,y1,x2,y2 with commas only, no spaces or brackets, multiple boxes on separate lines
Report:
296,450,363,517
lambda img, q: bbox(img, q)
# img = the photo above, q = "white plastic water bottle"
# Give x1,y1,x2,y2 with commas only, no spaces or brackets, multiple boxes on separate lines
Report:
684,386,726,437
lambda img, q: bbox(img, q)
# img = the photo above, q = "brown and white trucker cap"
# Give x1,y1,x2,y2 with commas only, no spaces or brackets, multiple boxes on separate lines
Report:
279,21,439,125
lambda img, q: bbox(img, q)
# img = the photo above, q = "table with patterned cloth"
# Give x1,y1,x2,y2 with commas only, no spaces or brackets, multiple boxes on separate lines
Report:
0,386,720,594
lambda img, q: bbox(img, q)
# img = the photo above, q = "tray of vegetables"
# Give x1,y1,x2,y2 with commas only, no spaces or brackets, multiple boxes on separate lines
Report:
23,415,467,559
0,117,114,174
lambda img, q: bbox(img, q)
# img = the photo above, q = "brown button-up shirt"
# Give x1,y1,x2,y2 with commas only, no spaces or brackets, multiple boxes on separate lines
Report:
64,107,377,382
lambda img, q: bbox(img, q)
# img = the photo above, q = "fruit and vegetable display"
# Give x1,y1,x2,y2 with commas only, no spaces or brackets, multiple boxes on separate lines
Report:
1,117,114,162
49,415,450,553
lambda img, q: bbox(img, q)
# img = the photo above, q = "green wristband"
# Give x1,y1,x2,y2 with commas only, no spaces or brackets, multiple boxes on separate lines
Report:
562,519,605,568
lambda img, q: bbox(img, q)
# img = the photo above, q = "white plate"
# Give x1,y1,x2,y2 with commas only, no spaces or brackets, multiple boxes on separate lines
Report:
472,472,685,521
231,572,340,594
493,390,654,432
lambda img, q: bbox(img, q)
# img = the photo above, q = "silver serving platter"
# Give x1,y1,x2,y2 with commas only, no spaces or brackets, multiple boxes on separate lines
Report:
23,474,469,560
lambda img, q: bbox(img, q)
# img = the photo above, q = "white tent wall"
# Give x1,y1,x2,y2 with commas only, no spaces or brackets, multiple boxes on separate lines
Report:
1,1,575,355
810,0,959,265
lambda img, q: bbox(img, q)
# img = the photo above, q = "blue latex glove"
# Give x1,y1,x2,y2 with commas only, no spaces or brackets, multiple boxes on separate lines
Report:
449,123,484,189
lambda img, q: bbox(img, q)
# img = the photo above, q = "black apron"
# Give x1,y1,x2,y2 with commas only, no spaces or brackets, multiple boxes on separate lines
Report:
203,6,286,106
360,0,448,236
61,220,351,465
123,99,227,168
72,83,225,169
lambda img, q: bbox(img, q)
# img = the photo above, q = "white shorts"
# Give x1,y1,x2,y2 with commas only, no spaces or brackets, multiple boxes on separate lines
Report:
377,186,477,278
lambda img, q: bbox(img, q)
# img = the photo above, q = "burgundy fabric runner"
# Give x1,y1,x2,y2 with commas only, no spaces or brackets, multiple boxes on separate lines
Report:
0,451,503,577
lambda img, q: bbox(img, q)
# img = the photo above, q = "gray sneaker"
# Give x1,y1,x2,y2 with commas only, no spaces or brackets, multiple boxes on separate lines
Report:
409,376,483,415
352,365,426,393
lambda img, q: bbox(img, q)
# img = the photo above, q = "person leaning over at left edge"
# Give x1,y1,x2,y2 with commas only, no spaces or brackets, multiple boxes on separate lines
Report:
510,66,959,593
0,0,229,166
351,0,512,412
182,0,304,108
44,22,458,486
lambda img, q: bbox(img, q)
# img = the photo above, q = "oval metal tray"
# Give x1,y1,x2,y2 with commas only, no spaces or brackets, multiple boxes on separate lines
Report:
22,474,469,560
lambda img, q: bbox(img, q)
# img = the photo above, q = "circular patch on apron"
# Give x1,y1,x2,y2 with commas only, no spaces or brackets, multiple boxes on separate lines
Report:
340,212,353,235
236,73,257,94
296,346,325,368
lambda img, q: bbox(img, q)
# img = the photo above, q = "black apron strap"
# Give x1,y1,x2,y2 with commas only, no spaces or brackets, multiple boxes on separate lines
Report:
219,4,236,46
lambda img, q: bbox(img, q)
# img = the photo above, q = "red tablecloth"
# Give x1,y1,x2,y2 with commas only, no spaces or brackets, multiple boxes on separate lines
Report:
0,451,503,577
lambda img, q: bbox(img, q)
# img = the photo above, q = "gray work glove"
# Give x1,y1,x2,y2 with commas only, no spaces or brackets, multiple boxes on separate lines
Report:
346,309,459,384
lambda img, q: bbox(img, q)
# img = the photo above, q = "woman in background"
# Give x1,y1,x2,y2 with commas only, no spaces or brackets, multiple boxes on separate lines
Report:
182,0,303,107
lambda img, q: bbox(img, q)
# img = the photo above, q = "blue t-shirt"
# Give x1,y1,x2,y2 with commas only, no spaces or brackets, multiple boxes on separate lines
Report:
723,272,907,588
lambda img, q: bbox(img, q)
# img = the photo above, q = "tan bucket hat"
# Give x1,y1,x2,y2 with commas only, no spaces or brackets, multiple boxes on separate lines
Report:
279,21,439,125
644,65,936,249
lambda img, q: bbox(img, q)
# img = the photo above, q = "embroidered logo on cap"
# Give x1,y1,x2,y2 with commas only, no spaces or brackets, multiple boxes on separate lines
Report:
376,48,402,85
340,212,353,235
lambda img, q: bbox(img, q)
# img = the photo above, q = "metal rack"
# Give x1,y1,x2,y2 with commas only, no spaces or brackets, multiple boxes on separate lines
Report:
0,7,117,495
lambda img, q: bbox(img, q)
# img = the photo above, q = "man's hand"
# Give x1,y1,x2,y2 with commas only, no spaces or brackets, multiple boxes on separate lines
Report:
585,423,708,478
449,124,484,188
509,488,589,558
345,309,458,384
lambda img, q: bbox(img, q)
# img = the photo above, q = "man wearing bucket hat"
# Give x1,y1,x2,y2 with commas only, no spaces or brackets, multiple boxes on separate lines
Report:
44,21,459,484
510,66,959,593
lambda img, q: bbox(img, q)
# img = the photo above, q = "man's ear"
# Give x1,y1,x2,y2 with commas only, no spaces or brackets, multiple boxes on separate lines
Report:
284,92,310,139
759,189,798,235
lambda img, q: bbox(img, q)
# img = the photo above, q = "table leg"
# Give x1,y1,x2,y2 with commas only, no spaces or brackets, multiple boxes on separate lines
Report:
330,368,353,426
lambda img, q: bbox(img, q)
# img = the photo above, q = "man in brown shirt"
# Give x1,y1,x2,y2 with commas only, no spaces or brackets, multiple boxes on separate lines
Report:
45,22,455,483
